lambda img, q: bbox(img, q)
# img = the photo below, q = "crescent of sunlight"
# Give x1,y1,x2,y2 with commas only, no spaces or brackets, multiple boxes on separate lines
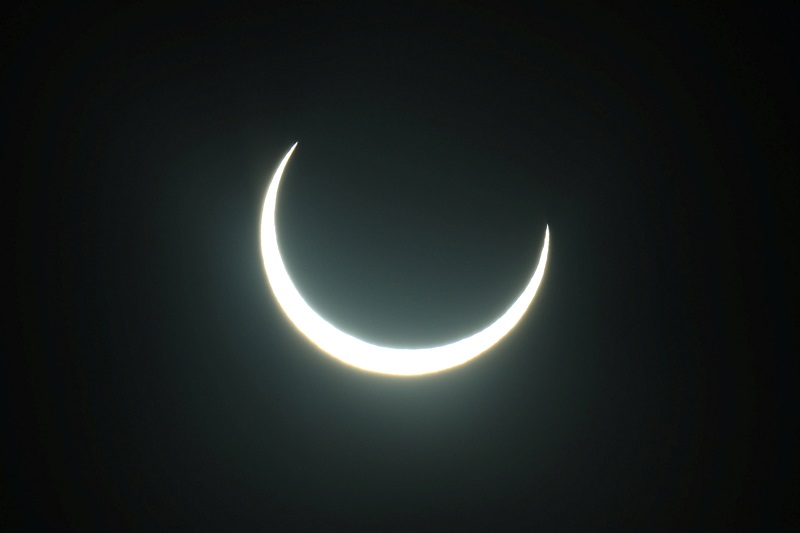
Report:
260,143,549,376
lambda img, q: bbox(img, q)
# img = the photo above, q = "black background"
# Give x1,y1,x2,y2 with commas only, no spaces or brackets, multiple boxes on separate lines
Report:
6,2,797,530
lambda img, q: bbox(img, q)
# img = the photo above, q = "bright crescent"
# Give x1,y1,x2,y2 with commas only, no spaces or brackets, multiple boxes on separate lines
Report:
260,143,549,376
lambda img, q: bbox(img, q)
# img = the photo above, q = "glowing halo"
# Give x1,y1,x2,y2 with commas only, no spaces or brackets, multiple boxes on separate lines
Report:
260,142,549,376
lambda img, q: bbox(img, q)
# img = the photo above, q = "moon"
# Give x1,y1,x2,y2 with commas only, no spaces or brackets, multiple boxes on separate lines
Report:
260,143,549,376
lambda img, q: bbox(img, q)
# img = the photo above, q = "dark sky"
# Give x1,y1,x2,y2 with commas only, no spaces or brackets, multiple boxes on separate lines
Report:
7,3,796,530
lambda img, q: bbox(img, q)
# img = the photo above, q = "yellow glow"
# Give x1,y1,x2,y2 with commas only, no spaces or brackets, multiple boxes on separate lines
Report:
260,143,549,376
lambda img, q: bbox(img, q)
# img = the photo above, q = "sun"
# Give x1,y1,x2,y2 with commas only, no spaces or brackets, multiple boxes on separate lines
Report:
260,143,549,376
